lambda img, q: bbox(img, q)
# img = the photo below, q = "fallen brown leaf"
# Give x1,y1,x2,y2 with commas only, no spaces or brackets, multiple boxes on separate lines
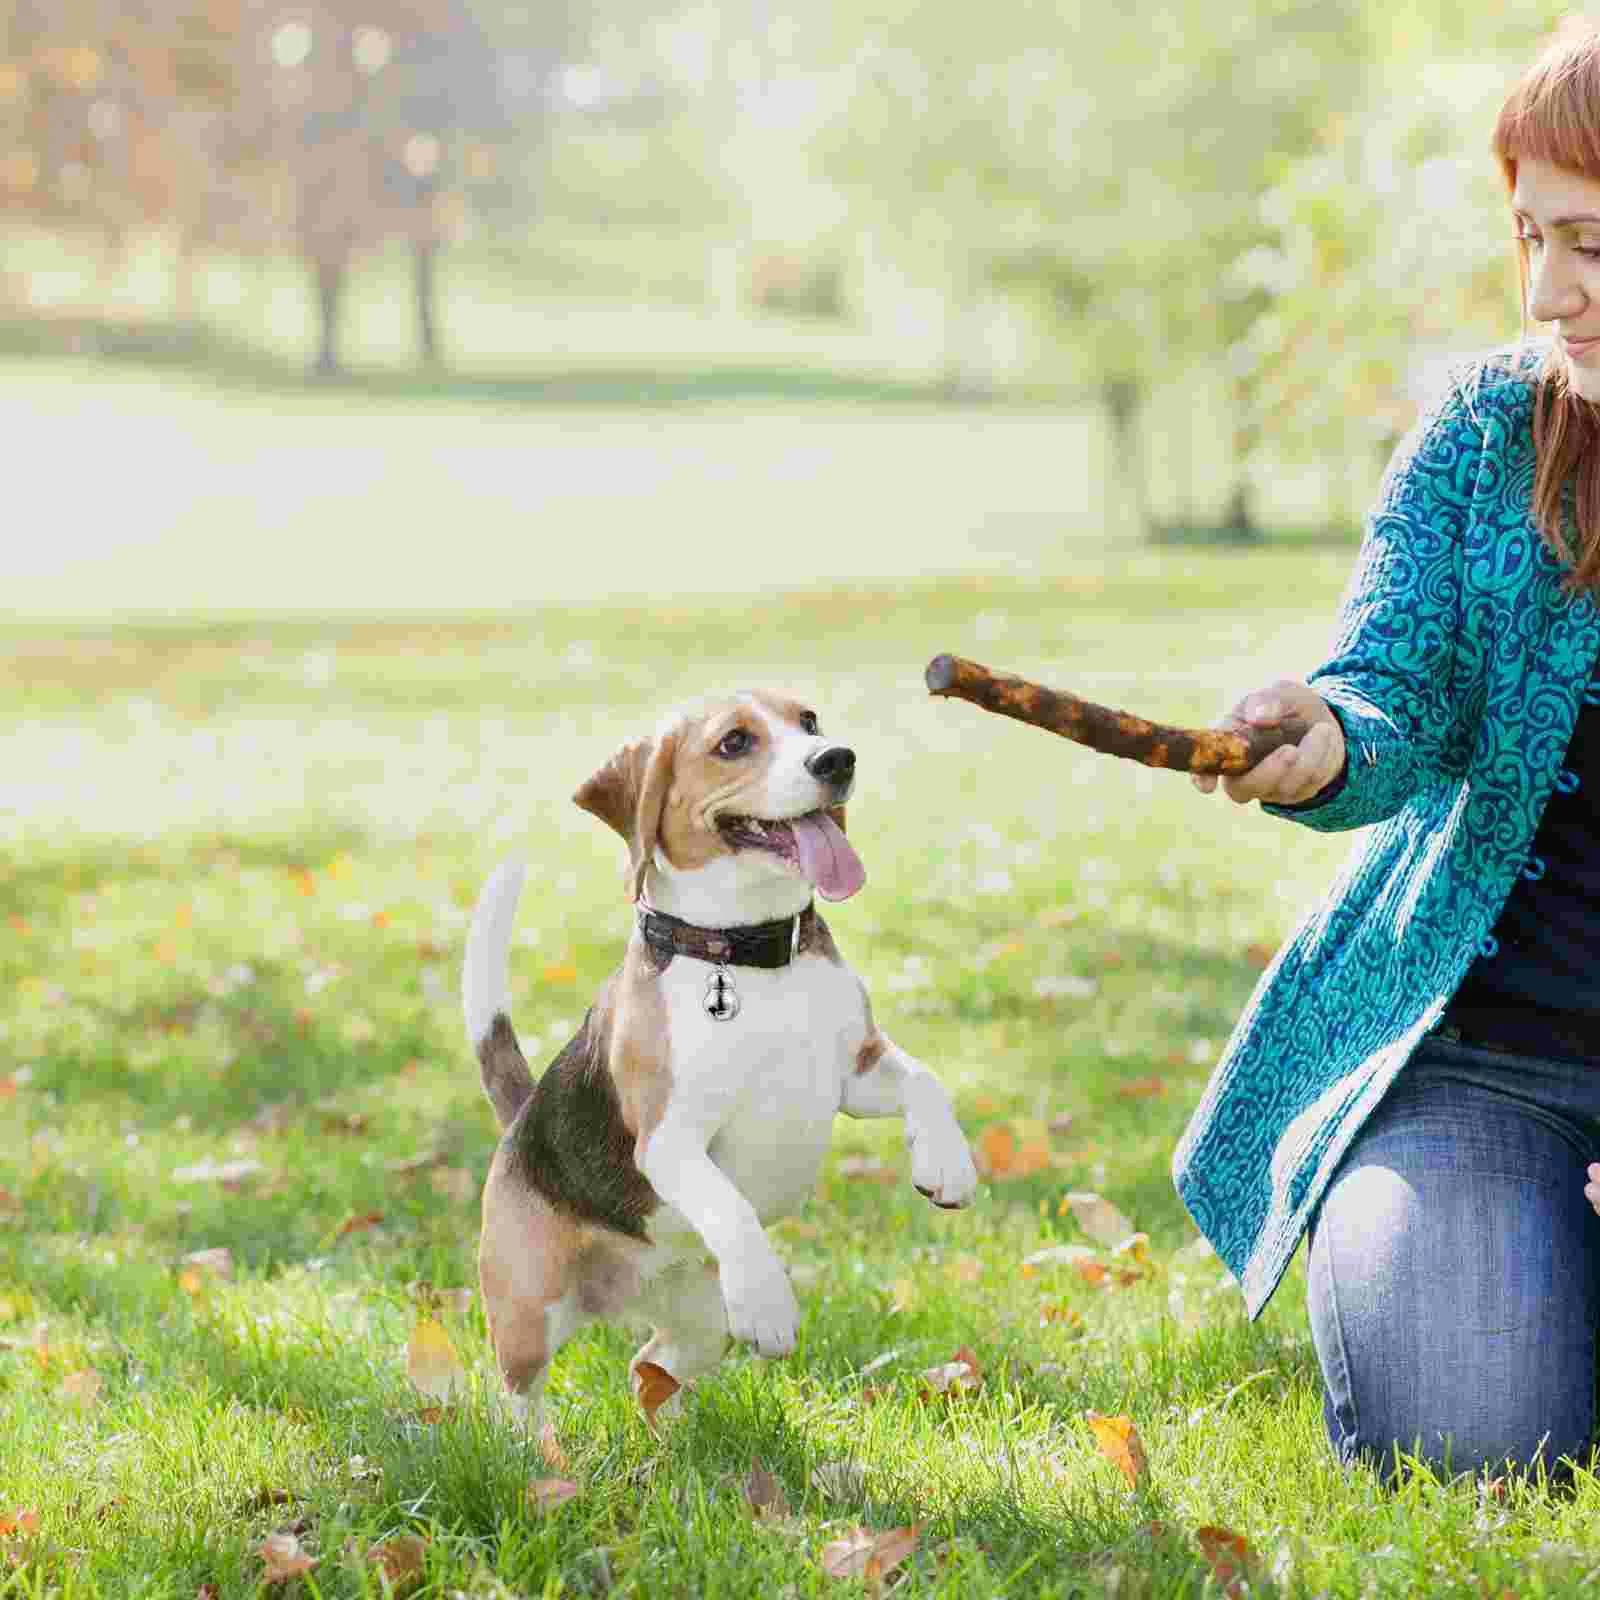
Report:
336,1211,384,1239
1114,1076,1166,1100
366,1532,428,1592
528,1478,581,1514
820,1524,921,1583
258,1531,318,1584
918,1345,982,1401
821,1527,876,1578
744,1461,791,1520
1038,1301,1085,1331
539,1421,567,1472
865,1524,921,1584
1084,1412,1148,1489
58,1368,102,1408
1195,1525,1258,1596
1062,1192,1136,1248
976,1122,1051,1182
634,1359,681,1431
178,1247,235,1296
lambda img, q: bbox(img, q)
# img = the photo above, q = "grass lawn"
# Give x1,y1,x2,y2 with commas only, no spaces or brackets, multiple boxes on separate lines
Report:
9,537,1600,1599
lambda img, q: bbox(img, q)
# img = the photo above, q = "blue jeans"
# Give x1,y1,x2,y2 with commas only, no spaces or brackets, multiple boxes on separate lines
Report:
1307,1031,1600,1480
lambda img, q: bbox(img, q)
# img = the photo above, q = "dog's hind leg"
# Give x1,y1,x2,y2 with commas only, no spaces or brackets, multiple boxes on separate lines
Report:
629,1260,730,1419
478,1163,587,1436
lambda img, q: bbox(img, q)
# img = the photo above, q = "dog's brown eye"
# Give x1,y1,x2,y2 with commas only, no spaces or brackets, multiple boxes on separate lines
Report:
799,710,819,735
717,728,754,758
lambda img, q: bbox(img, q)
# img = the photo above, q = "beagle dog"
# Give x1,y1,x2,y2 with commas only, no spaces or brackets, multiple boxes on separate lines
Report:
461,689,978,1429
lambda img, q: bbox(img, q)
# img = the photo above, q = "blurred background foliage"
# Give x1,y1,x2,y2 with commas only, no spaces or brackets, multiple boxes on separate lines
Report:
0,0,1570,544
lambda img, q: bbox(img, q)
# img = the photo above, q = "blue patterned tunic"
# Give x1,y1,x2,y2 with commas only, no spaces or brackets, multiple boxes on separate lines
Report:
1172,339,1600,1318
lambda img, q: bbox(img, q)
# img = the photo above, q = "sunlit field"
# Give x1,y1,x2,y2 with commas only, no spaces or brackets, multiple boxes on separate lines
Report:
12,514,1600,1598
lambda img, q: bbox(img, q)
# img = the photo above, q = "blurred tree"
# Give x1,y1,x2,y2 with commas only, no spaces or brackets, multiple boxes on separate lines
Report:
0,0,237,311
230,0,508,373
815,0,1379,537
0,0,532,372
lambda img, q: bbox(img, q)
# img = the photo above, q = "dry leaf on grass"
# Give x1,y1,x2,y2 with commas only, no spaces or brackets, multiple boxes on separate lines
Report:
820,1524,921,1584
1084,1412,1149,1490
634,1359,682,1432
539,1421,567,1472
744,1461,791,1521
58,1369,102,1408
1038,1301,1085,1331
258,1532,318,1584
178,1248,234,1296
1115,1076,1167,1100
180,1247,234,1280
1062,1192,1136,1249
1195,1525,1259,1596
405,1316,465,1404
975,1122,1051,1181
528,1478,581,1514
365,1533,428,1591
918,1346,982,1401
336,1211,384,1239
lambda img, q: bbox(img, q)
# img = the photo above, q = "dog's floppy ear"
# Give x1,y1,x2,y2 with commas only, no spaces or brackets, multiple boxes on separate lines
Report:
574,733,678,901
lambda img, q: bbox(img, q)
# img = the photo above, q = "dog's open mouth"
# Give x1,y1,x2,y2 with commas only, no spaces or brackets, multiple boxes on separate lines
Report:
716,806,865,901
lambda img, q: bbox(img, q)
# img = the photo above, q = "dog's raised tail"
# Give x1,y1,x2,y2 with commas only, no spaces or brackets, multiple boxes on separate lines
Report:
463,858,535,1130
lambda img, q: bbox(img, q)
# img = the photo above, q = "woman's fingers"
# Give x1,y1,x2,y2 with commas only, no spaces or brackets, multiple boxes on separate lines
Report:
1194,680,1343,807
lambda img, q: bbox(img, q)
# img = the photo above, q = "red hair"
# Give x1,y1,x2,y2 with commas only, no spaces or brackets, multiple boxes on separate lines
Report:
1492,15,1600,592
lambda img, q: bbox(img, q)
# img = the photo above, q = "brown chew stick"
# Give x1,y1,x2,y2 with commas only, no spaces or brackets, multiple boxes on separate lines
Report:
924,653,1312,777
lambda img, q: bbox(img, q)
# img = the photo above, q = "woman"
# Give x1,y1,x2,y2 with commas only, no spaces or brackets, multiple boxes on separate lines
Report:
1177,15,1600,1482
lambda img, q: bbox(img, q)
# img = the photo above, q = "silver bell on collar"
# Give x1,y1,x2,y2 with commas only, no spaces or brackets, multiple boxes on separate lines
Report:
703,963,741,1021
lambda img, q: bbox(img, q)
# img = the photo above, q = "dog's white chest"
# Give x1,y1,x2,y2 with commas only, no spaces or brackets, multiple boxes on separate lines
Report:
660,952,863,1221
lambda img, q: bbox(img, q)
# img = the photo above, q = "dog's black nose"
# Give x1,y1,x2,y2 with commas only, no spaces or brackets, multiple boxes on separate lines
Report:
805,745,855,786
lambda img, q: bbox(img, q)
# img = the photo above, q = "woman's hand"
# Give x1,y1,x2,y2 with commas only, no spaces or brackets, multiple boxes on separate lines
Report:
1191,678,1346,806
1586,1163,1600,1218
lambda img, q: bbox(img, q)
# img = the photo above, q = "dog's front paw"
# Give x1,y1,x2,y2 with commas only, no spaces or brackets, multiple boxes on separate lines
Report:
910,1120,979,1209
720,1249,800,1357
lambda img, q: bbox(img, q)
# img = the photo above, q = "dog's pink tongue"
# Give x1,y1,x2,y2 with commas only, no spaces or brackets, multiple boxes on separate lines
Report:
790,812,866,901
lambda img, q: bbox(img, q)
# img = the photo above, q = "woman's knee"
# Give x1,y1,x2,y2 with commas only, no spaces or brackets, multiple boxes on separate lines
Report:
1307,1128,1599,1480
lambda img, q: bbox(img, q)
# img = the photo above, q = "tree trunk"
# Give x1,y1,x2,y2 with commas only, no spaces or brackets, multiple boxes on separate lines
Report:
1224,371,1263,542
413,238,440,366
1102,376,1152,539
312,253,345,376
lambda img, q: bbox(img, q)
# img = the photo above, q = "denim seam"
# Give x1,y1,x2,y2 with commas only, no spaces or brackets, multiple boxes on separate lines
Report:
1315,1225,1360,1462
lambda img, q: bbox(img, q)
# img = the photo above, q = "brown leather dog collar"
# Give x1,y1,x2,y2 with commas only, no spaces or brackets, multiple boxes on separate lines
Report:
637,902,817,970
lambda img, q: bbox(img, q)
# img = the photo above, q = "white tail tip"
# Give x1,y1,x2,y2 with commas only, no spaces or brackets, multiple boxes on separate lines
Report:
462,858,527,1046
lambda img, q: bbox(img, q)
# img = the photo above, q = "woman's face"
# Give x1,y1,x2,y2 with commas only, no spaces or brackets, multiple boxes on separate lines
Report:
1514,158,1600,401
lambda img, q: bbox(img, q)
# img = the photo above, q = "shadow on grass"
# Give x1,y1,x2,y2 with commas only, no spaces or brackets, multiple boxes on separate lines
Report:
0,313,967,410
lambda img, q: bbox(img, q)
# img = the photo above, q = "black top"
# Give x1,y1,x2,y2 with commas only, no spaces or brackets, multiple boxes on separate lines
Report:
1445,675,1600,1060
